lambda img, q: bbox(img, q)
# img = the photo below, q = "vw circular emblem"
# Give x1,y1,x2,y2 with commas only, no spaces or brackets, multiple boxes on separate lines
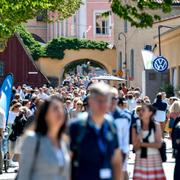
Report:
153,56,169,72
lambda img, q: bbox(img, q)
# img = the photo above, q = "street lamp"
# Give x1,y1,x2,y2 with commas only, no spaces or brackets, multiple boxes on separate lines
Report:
158,25,173,56
118,32,127,81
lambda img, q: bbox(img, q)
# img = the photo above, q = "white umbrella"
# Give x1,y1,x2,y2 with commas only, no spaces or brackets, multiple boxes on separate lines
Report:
91,75,126,81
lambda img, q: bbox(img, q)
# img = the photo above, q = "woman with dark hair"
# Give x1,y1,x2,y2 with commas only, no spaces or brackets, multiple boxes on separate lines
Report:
18,95,70,180
132,104,166,180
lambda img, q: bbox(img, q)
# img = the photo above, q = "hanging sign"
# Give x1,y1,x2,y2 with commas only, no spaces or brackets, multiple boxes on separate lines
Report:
152,56,169,72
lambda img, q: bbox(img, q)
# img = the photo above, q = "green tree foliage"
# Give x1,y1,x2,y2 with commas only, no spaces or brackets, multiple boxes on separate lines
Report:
45,38,108,59
0,0,175,41
160,84,175,97
0,0,82,39
16,26,108,60
16,26,44,60
111,0,173,28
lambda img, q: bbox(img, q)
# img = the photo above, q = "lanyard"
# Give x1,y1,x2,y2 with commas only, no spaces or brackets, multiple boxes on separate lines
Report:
88,117,109,156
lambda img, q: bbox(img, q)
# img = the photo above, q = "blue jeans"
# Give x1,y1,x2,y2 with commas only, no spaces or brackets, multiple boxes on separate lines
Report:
2,131,9,154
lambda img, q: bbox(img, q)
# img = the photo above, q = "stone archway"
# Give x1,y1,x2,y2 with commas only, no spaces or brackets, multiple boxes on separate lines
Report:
36,48,116,85
60,59,108,81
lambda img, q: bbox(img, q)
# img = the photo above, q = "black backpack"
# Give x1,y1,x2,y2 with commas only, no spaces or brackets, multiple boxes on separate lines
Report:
9,114,27,141
172,119,180,158
71,113,116,180
129,110,139,144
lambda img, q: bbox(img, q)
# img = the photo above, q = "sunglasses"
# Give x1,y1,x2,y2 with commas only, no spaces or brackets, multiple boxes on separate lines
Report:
112,97,119,101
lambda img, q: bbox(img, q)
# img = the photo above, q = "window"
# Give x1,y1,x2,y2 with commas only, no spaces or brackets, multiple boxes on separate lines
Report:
52,23,54,38
73,15,77,36
95,13,110,35
57,21,60,37
119,52,123,70
65,19,68,37
0,61,4,76
60,21,64,36
71,15,77,36
36,10,47,22
54,22,57,38
124,20,128,33
172,68,177,88
130,49,134,78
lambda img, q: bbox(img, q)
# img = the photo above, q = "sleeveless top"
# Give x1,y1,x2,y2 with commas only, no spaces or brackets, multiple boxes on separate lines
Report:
136,129,159,155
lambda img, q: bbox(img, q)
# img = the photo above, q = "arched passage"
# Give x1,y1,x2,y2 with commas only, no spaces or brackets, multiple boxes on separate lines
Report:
36,48,116,85
61,59,108,81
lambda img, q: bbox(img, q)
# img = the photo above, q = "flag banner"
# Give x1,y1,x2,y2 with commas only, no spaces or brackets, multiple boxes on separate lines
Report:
0,74,14,125
141,50,157,70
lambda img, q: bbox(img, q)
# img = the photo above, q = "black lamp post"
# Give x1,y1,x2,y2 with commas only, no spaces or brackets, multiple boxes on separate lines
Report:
158,25,173,56
118,32,127,82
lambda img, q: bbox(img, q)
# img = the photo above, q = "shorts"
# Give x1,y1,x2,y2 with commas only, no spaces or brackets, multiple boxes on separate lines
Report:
9,140,16,154
14,137,23,154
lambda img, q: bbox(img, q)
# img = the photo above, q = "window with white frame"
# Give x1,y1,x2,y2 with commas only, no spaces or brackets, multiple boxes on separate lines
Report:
60,21,64,36
130,49,134,78
57,21,60,37
65,19,68,36
95,13,110,35
71,15,77,36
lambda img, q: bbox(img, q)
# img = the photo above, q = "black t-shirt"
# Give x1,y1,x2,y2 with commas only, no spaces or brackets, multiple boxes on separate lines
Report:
70,114,118,180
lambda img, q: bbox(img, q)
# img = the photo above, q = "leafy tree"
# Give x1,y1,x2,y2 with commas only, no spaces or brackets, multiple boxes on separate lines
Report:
0,0,82,40
111,0,173,28
0,0,175,42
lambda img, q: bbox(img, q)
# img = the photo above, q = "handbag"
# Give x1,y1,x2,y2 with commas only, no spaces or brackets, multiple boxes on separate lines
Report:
15,134,41,180
159,140,167,162
9,131,17,142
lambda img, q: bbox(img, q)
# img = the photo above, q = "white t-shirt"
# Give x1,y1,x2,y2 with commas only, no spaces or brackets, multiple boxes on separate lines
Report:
128,99,137,111
8,111,18,125
39,93,49,100
154,110,166,122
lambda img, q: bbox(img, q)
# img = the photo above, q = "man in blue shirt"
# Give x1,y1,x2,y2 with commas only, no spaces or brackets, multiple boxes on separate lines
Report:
70,82,122,180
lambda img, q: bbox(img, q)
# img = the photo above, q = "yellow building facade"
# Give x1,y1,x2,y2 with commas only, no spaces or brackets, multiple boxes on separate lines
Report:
156,27,180,88
114,7,180,89
36,48,117,84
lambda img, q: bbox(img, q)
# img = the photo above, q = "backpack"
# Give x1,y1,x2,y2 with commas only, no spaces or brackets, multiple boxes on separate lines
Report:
172,120,180,158
75,112,116,144
9,114,27,141
71,112,116,180
129,110,139,144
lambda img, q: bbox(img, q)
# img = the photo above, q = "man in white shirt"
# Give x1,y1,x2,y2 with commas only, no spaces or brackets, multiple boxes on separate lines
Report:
38,88,49,100
110,88,131,180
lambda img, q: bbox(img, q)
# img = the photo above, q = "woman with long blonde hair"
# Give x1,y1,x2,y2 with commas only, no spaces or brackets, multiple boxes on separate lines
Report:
169,100,180,136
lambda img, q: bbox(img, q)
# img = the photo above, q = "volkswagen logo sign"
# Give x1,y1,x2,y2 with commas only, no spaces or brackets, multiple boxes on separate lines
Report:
153,56,169,72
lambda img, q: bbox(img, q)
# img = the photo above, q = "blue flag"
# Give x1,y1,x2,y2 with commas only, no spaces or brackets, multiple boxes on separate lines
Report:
0,74,14,125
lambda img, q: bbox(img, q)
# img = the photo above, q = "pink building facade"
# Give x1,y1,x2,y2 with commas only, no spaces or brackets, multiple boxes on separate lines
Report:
26,0,114,44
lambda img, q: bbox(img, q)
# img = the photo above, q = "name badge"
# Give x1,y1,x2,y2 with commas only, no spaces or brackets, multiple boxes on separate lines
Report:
99,168,112,179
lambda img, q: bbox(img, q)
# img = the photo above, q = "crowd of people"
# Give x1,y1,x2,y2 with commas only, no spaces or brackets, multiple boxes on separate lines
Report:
0,74,180,180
